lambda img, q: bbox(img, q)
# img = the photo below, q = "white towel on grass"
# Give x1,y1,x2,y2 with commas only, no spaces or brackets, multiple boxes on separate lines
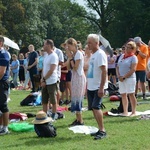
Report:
68,125,98,135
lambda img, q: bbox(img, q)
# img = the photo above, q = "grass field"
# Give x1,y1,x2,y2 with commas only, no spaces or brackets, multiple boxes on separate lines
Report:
0,90,150,150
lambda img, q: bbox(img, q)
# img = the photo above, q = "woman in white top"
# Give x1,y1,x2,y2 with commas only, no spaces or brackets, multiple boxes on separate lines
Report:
116,41,138,116
66,38,86,126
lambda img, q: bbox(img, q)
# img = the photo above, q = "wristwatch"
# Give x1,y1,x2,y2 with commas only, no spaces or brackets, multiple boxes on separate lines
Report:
123,77,126,80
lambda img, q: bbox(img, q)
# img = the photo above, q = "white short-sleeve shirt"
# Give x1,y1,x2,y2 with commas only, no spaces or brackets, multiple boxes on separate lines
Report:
43,52,59,85
74,50,84,76
87,49,108,90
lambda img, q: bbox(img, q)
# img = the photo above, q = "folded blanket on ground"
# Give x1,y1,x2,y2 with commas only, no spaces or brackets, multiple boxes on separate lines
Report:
68,125,98,134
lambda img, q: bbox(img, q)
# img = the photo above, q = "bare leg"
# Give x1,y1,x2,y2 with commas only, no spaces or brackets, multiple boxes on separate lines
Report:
140,81,146,94
135,81,138,95
66,82,71,100
56,91,61,105
2,112,9,126
93,109,105,131
112,75,116,85
65,88,69,100
52,104,57,114
121,93,128,116
0,115,3,127
129,93,137,116
76,112,83,123
42,103,49,113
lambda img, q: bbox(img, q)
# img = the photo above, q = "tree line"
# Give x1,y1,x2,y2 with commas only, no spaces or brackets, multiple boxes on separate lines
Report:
0,0,150,51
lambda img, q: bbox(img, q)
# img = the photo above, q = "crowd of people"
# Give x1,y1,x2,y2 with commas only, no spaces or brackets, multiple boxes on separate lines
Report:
0,34,150,140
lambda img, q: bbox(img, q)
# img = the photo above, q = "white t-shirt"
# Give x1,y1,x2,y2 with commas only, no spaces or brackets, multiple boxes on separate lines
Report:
87,49,108,90
54,47,64,80
74,50,84,76
43,52,58,85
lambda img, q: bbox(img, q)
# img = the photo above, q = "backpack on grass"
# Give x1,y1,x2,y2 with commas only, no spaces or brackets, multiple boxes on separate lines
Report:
34,122,57,138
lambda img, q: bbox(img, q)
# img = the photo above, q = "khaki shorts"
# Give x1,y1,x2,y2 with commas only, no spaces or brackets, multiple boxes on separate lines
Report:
42,83,57,104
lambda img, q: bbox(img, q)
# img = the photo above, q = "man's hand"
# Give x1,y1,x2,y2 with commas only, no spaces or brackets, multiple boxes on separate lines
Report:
41,81,46,88
98,88,104,98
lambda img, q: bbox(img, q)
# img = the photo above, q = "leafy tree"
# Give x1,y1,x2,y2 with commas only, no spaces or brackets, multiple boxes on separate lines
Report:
84,0,150,47
106,0,150,47
84,0,111,35
41,0,96,47
0,0,7,35
2,0,25,42
19,0,48,48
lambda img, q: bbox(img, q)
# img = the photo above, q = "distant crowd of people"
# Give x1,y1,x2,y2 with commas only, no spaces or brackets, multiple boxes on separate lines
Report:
0,34,150,140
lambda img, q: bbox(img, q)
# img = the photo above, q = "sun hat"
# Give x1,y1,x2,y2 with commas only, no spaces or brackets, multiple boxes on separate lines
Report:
32,111,52,124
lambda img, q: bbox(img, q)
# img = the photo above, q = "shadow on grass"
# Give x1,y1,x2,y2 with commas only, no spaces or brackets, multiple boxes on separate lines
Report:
3,132,86,149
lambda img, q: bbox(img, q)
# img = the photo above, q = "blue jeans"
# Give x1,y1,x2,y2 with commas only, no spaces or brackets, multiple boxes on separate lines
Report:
13,72,18,87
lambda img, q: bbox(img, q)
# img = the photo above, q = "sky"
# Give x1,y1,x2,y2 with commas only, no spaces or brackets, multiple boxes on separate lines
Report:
75,0,86,7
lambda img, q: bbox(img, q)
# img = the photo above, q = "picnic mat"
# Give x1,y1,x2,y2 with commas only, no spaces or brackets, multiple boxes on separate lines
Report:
68,125,98,134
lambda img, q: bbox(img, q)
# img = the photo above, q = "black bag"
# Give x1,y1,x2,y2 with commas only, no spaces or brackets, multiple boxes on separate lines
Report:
20,95,37,106
117,96,132,113
34,122,57,138
107,82,119,96
110,96,132,113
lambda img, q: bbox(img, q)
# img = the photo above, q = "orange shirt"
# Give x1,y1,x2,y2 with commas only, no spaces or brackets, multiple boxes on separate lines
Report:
136,44,148,70
147,47,150,60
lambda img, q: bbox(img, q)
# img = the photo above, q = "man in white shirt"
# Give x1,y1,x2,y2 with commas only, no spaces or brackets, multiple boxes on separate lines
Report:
41,39,59,120
87,34,108,140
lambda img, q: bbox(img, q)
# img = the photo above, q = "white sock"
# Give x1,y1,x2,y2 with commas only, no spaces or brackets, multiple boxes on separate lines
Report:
0,125,3,129
3,126,8,131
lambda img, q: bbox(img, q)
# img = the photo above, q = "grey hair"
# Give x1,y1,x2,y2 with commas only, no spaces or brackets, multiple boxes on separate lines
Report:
87,34,99,43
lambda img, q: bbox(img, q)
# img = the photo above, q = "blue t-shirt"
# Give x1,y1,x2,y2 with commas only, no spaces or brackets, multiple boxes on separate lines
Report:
11,60,20,73
38,56,44,69
0,48,10,81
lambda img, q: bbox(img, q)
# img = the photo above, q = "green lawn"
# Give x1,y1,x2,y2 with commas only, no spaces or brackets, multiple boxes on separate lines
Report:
0,90,150,150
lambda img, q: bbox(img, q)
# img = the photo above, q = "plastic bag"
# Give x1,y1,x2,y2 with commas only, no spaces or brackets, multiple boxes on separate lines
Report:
8,122,34,132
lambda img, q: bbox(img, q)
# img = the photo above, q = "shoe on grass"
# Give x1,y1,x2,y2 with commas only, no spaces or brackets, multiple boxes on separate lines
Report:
94,131,106,140
91,130,100,136
64,100,71,105
0,129,10,136
69,120,78,127
59,100,64,106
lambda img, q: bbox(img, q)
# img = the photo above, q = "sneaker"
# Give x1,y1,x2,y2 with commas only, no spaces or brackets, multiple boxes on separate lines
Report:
0,129,10,136
69,120,84,127
51,113,58,120
94,131,106,140
64,100,71,105
91,130,100,136
59,100,64,106
69,120,78,127
76,121,84,125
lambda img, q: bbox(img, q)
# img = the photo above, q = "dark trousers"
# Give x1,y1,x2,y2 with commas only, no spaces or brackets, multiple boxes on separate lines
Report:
29,68,38,92
0,81,9,113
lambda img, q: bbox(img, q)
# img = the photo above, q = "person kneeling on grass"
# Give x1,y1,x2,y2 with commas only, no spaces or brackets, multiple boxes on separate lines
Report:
32,111,57,138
